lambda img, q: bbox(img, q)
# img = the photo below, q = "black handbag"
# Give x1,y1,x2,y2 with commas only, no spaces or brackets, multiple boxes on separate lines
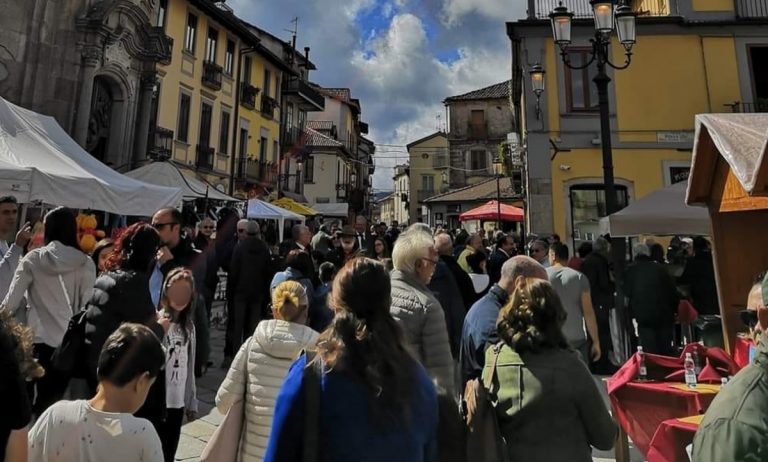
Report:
51,308,89,378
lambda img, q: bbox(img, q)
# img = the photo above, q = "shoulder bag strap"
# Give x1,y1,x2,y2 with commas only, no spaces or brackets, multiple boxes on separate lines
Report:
483,342,504,397
58,274,73,314
302,350,320,462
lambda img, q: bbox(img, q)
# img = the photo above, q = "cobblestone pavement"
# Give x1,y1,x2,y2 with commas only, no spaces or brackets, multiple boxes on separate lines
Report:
175,302,644,462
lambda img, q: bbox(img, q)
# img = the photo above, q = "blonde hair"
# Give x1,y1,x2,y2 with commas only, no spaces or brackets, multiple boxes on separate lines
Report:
272,280,309,322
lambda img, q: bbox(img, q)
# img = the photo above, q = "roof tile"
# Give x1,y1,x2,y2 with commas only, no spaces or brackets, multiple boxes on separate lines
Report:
444,81,511,102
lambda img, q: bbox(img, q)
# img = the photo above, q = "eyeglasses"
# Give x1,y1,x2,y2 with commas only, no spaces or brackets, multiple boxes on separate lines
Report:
202,226,215,230
237,229,247,234
152,222,178,230
531,248,544,253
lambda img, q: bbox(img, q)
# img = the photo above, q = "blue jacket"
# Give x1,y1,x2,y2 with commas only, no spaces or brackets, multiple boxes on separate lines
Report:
264,353,439,462
459,284,509,385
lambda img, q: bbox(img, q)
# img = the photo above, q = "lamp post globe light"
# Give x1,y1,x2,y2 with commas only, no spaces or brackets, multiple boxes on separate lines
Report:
541,0,636,274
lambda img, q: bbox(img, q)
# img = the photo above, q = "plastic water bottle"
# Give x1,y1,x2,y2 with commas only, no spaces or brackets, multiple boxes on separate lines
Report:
684,353,697,388
637,346,648,381
692,348,702,375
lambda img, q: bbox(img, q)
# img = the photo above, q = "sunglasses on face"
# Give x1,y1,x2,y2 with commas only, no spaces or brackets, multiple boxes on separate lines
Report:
237,229,246,234
202,226,214,230
740,309,759,328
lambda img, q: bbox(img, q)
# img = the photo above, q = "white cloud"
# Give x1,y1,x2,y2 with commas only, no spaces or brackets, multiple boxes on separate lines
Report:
441,0,527,25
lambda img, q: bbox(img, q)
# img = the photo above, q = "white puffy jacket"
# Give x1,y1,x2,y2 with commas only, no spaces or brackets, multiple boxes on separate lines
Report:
215,319,319,462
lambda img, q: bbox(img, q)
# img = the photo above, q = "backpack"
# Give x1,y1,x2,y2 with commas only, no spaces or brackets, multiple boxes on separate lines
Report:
51,308,89,378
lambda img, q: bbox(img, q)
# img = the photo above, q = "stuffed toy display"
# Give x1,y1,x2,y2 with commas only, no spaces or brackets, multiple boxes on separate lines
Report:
28,220,45,251
77,212,105,254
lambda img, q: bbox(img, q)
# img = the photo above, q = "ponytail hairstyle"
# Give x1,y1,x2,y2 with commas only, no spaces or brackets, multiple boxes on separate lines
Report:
272,280,309,323
159,267,196,343
496,277,569,354
317,257,414,418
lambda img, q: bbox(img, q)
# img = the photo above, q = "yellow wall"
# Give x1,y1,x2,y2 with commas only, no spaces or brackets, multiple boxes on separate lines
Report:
545,39,560,133
408,134,448,219
692,0,733,11
549,148,693,239
157,0,281,189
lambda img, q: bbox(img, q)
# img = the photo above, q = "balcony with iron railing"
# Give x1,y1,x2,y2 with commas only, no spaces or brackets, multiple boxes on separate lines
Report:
736,0,768,18
467,121,488,140
529,0,671,19
282,126,306,147
283,78,325,111
245,159,278,184
417,190,437,202
147,126,174,160
240,83,259,110
261,95,277,119
195,145,215,171
202,61,223,90
725,100,768,113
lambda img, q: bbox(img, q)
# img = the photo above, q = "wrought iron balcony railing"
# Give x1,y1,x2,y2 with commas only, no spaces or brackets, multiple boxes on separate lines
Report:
240,83,259,110
195,145,215,170
202,61,223,90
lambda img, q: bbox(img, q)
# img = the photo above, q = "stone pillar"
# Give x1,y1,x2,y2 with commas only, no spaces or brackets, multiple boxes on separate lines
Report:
133,72,156,165
74,47,101,147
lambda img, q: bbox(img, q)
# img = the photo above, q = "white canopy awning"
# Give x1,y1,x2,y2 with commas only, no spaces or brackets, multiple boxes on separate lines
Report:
0,97,181,215
311,202,349,218
246,199,304,241
599,181,710,237
126,161,239,202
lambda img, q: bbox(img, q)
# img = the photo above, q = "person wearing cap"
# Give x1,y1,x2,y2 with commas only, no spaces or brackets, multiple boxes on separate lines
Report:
224,220,270,367
691,271,768,461
325,225,361,270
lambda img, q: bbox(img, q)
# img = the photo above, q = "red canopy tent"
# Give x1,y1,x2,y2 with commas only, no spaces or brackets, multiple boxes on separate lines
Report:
459,200,524,222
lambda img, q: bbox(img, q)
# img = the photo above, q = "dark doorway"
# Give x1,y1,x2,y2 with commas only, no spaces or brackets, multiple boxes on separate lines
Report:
86,77,114,162
749,46,768,111
569,184,629,250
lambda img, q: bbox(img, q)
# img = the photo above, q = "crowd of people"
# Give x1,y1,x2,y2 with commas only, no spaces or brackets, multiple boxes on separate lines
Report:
1,193,755,462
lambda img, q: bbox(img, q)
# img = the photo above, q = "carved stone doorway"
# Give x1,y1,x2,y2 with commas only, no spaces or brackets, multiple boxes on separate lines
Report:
86,76,113,162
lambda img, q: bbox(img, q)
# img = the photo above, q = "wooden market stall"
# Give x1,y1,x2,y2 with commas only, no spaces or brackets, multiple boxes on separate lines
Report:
686,113,768,351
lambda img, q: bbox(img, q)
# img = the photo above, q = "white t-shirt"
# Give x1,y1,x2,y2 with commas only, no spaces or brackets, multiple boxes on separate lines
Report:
28,400,163,462
165,322,190,409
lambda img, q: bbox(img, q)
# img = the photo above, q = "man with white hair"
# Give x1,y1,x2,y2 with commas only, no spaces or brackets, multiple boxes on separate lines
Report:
624,242,680,355
459,255,548,385
390,230,455,394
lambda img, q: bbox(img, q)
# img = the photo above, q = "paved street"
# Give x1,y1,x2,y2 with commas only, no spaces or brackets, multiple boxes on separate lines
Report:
174,303,645,462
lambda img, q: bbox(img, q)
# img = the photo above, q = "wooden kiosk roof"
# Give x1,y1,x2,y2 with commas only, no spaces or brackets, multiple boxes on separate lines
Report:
686,114,768,350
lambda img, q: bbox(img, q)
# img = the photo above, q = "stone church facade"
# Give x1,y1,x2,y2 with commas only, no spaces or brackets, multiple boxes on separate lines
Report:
0,0,171,170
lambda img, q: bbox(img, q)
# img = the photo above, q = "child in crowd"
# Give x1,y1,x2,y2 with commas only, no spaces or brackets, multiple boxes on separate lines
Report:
28,324,165,462
156,267,198,462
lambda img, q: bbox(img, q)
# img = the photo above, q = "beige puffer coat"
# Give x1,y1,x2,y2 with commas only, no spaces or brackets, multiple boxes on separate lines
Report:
215,319,319,461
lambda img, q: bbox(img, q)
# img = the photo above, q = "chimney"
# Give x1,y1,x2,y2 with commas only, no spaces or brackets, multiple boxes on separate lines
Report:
304,47,311,79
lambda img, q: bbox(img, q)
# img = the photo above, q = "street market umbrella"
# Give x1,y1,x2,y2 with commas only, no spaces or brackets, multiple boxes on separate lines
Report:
271,197,317,216
0,96,181,215
459,200,524,222
126,161,240,202
599,181,710,237
246,199,305,243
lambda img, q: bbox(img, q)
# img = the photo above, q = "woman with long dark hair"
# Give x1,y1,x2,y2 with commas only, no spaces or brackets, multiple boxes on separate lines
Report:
264,258,438,462
2,206,96,415
373,236,390,261
485,278,615,461
84,222,168,391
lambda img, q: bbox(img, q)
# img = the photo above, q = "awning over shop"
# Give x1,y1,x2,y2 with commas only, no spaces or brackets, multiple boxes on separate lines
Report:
599,181,710,237
311,202,349,218
459,200,524,222
126,161,240,202
271,197,317,216
0,96,181,215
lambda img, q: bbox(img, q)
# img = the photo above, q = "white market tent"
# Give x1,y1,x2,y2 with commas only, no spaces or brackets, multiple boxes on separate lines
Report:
126,161,240,202
311,202,349,218
0,97,181,215
246,199,304,241
599,180,711,237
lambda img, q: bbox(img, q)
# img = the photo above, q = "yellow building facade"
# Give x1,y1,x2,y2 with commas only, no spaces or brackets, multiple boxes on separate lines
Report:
509,0,767,247
406,132,449,223
154,0,284,194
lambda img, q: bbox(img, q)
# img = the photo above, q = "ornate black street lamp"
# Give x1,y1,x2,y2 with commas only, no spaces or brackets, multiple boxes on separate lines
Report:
547,0,636,273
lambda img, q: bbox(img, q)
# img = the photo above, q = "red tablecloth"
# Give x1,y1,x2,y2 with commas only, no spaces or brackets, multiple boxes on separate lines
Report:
609,382,716,456
647,415,702,462
733,337,754,369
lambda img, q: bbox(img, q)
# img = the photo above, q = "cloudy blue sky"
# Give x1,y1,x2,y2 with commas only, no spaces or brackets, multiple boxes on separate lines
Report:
228,0,527,190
